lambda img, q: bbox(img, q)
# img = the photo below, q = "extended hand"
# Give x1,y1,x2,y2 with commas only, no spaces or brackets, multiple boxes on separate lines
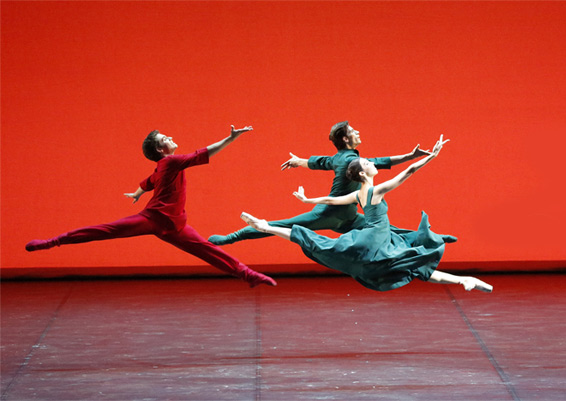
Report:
124,193,141,204
292,186,307,202
432,134,450,156
281,152,302,170
411,144,432,158
230,125,253,139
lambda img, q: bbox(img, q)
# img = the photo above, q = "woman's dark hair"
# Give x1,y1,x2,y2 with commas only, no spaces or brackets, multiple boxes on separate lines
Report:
328,121,349,150
346,158,364,182
142,130,162,162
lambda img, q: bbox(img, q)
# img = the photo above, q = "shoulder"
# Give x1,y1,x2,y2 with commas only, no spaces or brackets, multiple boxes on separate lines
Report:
340,149,359,159
157,154,185,170
166,151,205,163
336,149,358,165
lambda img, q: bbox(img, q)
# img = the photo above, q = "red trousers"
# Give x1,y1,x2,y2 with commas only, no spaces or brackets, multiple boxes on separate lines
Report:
58,214,246,276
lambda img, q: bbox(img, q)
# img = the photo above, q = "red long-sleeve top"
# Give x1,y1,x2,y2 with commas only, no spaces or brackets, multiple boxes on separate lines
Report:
139,148,209,232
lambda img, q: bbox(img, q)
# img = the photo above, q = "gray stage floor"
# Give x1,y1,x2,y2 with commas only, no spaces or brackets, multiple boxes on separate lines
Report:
1,274,565,400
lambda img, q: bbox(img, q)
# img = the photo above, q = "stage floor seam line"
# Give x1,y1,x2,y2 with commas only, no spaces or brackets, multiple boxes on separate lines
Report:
1,285,74,401
254,289,262,401
445,287,521,401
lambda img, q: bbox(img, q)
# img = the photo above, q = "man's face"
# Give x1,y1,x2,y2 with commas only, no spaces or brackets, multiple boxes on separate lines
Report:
156,133,178,156
344,125,361,148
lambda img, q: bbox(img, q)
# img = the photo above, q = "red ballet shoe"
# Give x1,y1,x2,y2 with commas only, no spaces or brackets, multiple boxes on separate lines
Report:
237,263,277,288
247,271,277,288
25,238,61,252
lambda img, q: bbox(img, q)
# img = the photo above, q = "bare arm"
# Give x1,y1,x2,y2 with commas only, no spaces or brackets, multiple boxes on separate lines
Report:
207,125,252,157
293,186,358,206
374,135,449,199
389,144,431,166
124,187,146,204
281,152,309,170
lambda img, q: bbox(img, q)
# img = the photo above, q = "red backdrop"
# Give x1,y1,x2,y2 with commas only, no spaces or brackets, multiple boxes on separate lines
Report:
2,1,565,276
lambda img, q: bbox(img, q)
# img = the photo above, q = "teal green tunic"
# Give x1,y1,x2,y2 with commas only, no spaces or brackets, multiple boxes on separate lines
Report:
307,149,391,223
290,187,457,292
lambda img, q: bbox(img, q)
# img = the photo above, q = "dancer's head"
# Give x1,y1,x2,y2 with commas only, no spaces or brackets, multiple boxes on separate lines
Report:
142,130,178,161
346,158,377,182
329,121,361,150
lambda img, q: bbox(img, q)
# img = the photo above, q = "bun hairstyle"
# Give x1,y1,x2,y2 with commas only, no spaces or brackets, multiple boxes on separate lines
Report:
328,121,349,150
346,158,365,182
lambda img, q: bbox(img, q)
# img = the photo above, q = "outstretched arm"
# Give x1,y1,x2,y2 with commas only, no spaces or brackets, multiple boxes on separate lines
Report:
207,125,252,157
374,135,449,199
124,187,146,204
389,144,431,166
281,152,309,170
293,186,358,206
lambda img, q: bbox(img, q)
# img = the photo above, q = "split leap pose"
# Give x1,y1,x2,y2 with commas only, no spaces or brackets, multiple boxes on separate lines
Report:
209,121,430,245
240,135,492,293
26,125,276,288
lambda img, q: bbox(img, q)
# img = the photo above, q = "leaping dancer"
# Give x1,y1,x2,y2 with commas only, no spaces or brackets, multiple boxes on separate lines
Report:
209,121,431,245
26,125,276,288
240,135,492,293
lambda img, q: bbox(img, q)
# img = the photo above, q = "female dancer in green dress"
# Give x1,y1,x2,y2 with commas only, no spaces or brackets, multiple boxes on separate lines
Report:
241,135,492,293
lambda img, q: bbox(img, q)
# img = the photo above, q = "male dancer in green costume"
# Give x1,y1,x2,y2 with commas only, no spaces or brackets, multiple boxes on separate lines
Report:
209,121,430,245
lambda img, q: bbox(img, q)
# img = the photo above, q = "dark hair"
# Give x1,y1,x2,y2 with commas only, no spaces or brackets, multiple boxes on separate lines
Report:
142,130,162,162
346,158,364,182
328,121,349,150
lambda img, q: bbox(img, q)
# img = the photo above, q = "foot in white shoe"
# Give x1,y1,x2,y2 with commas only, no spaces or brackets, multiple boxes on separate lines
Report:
461,277,493,293
240,212,269,232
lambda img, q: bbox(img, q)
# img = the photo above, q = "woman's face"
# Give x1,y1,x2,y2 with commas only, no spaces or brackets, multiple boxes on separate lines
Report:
359,158,377,177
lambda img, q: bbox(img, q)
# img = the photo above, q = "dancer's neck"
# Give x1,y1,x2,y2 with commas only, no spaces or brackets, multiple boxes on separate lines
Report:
360,176,373,188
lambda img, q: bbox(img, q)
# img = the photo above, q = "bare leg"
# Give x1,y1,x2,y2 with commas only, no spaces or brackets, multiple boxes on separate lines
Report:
428,270,493,293
240,212,292,241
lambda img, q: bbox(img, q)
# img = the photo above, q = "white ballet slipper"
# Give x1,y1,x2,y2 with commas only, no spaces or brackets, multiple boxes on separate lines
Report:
461,277,493,293
240,212,269,233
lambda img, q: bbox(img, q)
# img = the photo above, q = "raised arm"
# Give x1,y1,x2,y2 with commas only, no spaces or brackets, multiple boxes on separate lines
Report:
293,186,358,206
389,144,431,166
207,125,252,157
374,135,449,199
281,152,309,170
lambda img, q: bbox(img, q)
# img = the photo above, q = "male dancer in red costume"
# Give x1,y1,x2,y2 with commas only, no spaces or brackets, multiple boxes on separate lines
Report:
26,125,276,288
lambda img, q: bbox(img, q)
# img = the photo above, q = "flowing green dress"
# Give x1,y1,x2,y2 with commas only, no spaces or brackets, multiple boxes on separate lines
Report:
290,187,457,291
